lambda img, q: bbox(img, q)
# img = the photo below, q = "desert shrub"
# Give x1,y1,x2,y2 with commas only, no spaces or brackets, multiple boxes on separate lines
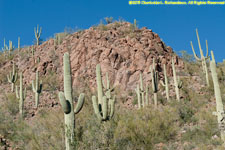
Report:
104,17,113,24
3,93,19,116
0,68,9,84
75,115,118,150
181,108,223,148
179,50,195,63
54,32,68,45
113,106,179,150
0,98,31,149
25,109,65,150
171,100,196,124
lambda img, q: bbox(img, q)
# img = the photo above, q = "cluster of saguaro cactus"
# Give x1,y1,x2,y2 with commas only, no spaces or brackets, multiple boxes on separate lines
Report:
5,40,14,57
16,73,26,118
160,64,170,101
92,64,115,121
135,73,149,109
7,62,18,92
34,25,42,46
150,58,159,107
32,71,42,108
210,51,225,143
172,58,182,102
190,29,209,86
58,52,85,150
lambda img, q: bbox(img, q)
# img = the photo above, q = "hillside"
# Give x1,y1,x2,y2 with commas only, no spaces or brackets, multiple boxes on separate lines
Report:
0,21,225,150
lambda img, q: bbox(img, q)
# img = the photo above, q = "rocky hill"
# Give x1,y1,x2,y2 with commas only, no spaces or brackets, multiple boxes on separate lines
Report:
0,21,224,150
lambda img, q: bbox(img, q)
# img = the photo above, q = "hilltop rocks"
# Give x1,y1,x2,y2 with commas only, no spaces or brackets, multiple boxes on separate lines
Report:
15,22,184,94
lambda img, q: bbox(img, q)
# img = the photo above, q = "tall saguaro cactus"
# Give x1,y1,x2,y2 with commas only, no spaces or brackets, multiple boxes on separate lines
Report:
135,73,149,109
58,52,85,150
150,58,159,107
96,64,104,105
190,29,209,86
92,64,115,121
172,58,182,102
34,24,42,46
32,71,42,108
210,50,225,143
16,73,26,118
160,64,170,101
7,62,18,92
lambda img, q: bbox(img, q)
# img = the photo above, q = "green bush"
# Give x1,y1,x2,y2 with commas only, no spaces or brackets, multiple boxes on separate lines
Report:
181,108,223,148
113,106,179,150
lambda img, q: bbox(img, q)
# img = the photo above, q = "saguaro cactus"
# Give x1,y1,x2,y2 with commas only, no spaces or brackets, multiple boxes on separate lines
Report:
2,38,7,57
210,50,225,143
150,58,159,107
32,71,42,108
58,52,85,150
190,29,209,86
92,64,115,121
18,37,20,51
135,73,149,109
160,64,170,101
5,40,14,57
7,62,18,92
96,64,104,105
34,24,42,46
16,73,26,118
172,58,182,102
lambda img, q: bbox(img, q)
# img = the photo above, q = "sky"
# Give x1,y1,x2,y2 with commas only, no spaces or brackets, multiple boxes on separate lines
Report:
0,0,225,62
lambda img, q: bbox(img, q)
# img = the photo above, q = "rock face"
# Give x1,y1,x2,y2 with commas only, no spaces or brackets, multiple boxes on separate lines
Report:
6,22,184,95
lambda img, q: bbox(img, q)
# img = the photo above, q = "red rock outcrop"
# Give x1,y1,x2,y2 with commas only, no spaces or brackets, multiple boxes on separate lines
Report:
5,22,184,95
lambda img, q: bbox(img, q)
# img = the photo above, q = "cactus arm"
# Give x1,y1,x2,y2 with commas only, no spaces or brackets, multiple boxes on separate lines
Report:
102,96,108,120
190,41,201,61
74,93,85,114
196,29,204,58
205,40,209,59
36,71,39,91
7,74,11,83
58,92,71,114
92,96,103,121
16,85,19,99
135,84,141,109
178,76,183,89
14,72,18,83
39,80,43,93
160,80,166,87
145,84,149,105
32,80,35,92
109,96,115,119
140,73,144,91
24,87,27,99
